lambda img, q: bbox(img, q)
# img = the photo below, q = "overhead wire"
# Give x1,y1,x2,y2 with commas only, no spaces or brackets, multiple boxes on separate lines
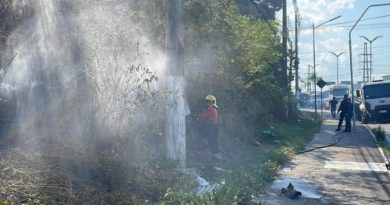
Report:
300,45,390,54
300,14,390,30
294,11,390,83
324,22,390,29
324,14,390,26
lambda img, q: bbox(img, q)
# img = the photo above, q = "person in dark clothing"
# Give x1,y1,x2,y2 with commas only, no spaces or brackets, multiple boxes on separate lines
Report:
197,95,220,158
344,98,353,132
336,94,349,131
329,97,338,118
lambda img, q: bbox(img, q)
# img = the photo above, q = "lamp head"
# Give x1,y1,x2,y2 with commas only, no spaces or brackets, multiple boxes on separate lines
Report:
360,35,383,43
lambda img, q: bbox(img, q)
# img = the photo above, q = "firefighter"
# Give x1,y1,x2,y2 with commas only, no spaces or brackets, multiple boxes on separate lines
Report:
329,97,338,118
344,97,353,132
336,94,349,131
197,95,220,159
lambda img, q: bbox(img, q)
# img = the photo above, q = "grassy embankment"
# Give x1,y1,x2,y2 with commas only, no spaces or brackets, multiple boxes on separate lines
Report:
371,126,389,156
159,111,321,204
0,111,321,205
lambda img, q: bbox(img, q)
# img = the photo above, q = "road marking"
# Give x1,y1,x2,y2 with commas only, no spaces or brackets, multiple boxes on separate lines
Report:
282,167,292,172
324,130,336,135
365,125,390,175
324,160,388,172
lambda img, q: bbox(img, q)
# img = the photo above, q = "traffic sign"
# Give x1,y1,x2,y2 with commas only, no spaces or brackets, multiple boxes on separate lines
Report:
317,79,327,88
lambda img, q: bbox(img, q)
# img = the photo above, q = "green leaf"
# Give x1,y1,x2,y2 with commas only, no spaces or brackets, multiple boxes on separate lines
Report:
0,201,10,205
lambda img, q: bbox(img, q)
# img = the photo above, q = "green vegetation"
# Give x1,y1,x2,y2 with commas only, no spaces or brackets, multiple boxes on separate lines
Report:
0,199,58,205
371,126,389,156
372,125,386,141
158,112,320,204
0,200,10,205
28,200,58,205
0,0,312,204
184,0,286,122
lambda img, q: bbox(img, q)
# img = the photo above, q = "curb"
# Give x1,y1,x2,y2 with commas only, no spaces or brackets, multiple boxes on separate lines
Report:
364,125,390,175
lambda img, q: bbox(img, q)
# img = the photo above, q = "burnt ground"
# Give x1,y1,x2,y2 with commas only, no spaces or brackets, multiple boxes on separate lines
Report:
0,112,321,204
0,129,181,205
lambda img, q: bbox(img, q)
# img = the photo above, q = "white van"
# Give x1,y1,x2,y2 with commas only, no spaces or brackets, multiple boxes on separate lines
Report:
357,80,390,123
327,84,349,109
296,92,311,108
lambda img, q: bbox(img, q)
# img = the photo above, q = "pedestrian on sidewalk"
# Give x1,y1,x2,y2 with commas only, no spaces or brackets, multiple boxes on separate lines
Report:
336,94,349,131
329,97,338,118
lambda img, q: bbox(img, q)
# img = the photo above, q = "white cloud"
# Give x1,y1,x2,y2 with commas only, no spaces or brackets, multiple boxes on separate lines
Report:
278,0,384,89
297,0,355,25
287,0,358,86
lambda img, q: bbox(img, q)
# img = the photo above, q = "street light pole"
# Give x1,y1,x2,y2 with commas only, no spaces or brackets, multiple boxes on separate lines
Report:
360,35,383,82
312,23,317,116
307,65,310,93
349,3,390,130
329,51,345,84
312,15,341,117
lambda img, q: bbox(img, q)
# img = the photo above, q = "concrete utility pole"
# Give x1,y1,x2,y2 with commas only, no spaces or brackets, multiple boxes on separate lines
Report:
166,0,184,76
307,65,312,93
329,51,345,84
360,35,382,82
294,15,299,93
362,43,369,84
289,40,294,92
365,43,369,83
312,23,316,116
165,0,186,167
293,0,300,93
282,0,289,119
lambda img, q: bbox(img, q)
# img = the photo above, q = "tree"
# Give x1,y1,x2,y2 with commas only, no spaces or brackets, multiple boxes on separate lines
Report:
237,0,283,20
184,0,284,122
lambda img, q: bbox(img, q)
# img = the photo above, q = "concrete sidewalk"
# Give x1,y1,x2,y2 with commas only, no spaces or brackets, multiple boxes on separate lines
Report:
260,117,390,205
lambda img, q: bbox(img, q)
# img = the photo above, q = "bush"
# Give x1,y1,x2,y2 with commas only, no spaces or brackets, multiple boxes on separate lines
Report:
372,126,386,141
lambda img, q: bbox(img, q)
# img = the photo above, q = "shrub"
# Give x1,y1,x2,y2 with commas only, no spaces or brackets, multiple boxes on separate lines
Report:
372,126,386,141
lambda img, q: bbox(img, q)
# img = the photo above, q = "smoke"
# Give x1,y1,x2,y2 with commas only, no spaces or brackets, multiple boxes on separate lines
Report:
0,0,169,201
2,0,166,145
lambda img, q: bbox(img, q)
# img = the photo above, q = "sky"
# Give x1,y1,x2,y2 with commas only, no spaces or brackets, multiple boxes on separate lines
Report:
283,0,390,92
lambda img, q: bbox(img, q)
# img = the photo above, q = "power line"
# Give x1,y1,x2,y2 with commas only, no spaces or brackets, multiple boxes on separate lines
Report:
374,47,390,51
301,14,390,30
373,56,390,60
335,25,390,30
325,14,390,26
300,45,390,54
321,22,390,29
371,64,390,66
308,24,390,31
338,22,390,27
